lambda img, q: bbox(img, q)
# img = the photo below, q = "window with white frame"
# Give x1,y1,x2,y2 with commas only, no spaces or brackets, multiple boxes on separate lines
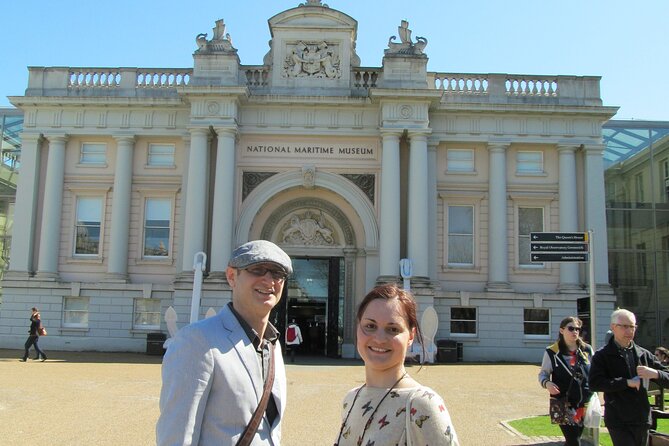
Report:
148,143,175,167
80,143,107,164
450,307,477,335
447,149,474,172
516,151,543,174
143,198,171,257
133,298,161,330
447,205,474,266
524,308,549,335
635,173,645,203
63,296,89,328
74,197,102,255
518,207,544,266
662,159,669,202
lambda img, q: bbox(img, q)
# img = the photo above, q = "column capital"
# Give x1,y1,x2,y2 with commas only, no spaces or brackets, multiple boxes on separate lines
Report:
19,132,42,144
487,141,510,152
44,134,69,144
407,129,432,140
379,129,403,139
556,143,579,153
213,126,238,137
582,143,606,155
113,135,136,145
187,127,211,137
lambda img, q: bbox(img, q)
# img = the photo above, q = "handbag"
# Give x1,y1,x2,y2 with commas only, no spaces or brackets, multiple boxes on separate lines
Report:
549,397,578,425
583,392,602,429
38,326,47,336
236,344,275,446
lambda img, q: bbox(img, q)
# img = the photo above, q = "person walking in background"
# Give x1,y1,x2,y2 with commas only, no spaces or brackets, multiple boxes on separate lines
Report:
538,316,593,446
157,240,292,446
334,284,459,446
589,308,669,446
285,319,303,363
654,346,669,366
21,307,47,362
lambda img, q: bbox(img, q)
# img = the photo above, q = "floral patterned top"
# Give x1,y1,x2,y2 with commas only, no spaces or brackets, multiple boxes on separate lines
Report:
336,385,459,446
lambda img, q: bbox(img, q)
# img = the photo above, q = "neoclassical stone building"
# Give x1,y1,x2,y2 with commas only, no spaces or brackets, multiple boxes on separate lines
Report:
0,1,617,361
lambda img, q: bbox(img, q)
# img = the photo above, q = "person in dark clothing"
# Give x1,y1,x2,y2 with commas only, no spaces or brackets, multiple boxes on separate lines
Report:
539,316,593,446
589,308,669,446
21,307,47,362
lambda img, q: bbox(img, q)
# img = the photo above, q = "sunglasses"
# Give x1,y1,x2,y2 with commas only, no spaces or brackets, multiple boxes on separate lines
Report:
565,326,581,333
243,266,288,281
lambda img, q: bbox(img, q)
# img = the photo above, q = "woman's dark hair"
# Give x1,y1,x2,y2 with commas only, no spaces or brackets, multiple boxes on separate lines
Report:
357,283,425,363
557,316,587,354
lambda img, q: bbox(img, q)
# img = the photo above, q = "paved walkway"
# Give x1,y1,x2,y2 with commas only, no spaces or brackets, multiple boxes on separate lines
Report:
0,349,565,445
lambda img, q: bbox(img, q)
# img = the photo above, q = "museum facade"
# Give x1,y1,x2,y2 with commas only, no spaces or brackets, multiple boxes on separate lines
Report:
0,1,618,361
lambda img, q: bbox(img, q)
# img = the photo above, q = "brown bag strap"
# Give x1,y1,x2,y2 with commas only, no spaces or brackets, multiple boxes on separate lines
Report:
236,344,276,446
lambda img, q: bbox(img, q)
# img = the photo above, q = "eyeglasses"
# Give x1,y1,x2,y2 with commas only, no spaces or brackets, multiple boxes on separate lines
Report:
614,323,637,330
565,326,581,333
243,266,288,281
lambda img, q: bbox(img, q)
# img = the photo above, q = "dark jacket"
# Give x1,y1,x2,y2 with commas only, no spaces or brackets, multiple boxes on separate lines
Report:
28,316,41,336
545,342,593,407
589,337,669,427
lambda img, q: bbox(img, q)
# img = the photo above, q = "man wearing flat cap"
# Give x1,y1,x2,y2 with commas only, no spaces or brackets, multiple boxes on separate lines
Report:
157,240,292,446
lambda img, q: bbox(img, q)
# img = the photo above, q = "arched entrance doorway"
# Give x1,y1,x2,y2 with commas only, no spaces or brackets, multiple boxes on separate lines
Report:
261,199,356,358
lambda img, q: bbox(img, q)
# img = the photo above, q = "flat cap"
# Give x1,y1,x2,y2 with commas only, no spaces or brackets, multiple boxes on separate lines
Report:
228,240,293,274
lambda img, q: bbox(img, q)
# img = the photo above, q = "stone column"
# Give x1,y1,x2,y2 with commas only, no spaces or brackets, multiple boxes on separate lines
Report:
181,128,210,274
36,135,68,278
487,142,510,290
557,144,580,288
107,136,135,280
210,127,237,276
428,140,439,280
379,131,402,277
8,133,41,274
407,131,430,278
583,144,610,285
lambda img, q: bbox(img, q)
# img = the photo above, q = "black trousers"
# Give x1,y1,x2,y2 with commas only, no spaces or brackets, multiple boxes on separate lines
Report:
23,335,46,360
559,424,584,446
608,425,649,446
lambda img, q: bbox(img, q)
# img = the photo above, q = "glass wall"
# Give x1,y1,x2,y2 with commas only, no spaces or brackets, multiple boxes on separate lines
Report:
0,110,21,284
603,121,669,349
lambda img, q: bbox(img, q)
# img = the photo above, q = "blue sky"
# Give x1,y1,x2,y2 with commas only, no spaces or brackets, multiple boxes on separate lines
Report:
2,0,667,120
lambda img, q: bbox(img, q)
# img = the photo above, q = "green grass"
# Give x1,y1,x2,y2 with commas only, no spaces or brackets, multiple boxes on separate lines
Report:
509,416,669,446
508,416,613,446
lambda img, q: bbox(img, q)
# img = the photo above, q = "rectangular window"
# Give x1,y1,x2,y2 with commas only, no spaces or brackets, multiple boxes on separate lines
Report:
133,298,161,330
80,143,106,164
447,205,474,266
148,144,175,167
516,151,543,174
447,149,474,172
524,308,549,335
518,207,544,266
74,197,102,255
144,198,171,257
635,173,644,203
63,296,89,328
450,307,477,335
662,159,669,202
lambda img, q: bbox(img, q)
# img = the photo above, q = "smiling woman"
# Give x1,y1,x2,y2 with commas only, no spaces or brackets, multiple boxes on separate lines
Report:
334,284,460,446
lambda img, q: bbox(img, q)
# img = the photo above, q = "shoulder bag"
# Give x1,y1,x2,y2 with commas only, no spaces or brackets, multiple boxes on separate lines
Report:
236,344,275,446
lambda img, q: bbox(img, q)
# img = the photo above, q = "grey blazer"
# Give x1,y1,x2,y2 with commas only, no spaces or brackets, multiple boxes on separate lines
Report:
156,304,286,445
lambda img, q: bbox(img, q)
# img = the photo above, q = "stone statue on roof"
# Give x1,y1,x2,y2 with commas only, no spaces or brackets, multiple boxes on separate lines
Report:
195,19,237,54
385,20,428,56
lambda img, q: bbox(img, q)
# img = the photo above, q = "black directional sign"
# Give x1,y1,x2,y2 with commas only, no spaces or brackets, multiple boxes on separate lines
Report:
531,253,588,262
530,232,590,263
530,243,589,252
530,232,588,242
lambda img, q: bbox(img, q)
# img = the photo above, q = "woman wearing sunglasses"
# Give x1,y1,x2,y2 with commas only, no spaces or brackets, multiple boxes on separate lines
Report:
538,316,594,446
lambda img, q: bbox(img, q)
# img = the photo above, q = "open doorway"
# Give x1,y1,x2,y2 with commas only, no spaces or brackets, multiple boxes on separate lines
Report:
272,257,343,357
